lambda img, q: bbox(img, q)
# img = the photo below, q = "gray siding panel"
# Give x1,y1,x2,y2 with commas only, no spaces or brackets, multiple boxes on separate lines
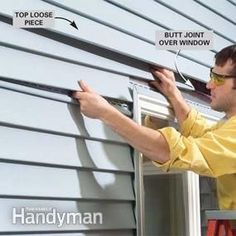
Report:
106,0,232,52
228,0,236,4
195,0,236,24
156,0,236,42
106,0,233,48
0,88,125,143
0,126,133,172
0,199,135,232
107,0,232,54
0,163,134,200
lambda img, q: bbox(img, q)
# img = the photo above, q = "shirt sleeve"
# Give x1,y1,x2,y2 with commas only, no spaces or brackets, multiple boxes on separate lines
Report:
153,119,236,178
180,109,213,137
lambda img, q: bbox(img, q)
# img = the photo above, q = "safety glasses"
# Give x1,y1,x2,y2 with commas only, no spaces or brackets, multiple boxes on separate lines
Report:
210,68,236,86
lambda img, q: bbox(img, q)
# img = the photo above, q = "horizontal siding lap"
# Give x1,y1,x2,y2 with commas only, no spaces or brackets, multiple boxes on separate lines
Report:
0,199,136,231
0,79,74,103
0,163,135,200
47,0,215,66
45,0,158,42
0,125,133,172
0,88,125,143
228,0,236,4
104,0,232,54
156,0,236,42
194,0,236,24
7,233,134,236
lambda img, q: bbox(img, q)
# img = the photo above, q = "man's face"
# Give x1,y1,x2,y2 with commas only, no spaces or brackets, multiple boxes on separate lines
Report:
206,60,236,117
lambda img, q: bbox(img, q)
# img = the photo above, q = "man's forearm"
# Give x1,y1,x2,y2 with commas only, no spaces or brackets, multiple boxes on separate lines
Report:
101,107,170,164
73,80,170,163
168,89,191,125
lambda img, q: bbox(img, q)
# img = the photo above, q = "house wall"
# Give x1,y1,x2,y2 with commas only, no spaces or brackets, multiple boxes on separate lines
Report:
0,0,235,235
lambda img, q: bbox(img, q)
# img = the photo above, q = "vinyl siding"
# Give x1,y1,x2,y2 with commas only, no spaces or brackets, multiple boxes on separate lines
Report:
0,0,234,235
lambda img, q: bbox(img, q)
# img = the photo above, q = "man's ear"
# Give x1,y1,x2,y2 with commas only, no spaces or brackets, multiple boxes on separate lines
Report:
233,79,236,89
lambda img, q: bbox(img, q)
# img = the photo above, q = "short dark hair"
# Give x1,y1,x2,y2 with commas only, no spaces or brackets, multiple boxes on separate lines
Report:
215,44,236,88
215,44,236,72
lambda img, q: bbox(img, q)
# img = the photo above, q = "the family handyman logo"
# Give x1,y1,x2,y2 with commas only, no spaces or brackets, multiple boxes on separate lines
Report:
12,207,103,227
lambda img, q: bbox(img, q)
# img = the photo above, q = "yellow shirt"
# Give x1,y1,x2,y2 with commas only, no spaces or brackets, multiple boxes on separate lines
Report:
151,109,236,210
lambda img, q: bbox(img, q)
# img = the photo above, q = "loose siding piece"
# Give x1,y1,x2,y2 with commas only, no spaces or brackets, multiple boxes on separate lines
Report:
0,0,209,82
0,46,132,102
0,22,152,81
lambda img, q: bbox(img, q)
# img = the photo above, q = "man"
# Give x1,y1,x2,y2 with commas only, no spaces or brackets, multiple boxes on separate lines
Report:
73,44,236,231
